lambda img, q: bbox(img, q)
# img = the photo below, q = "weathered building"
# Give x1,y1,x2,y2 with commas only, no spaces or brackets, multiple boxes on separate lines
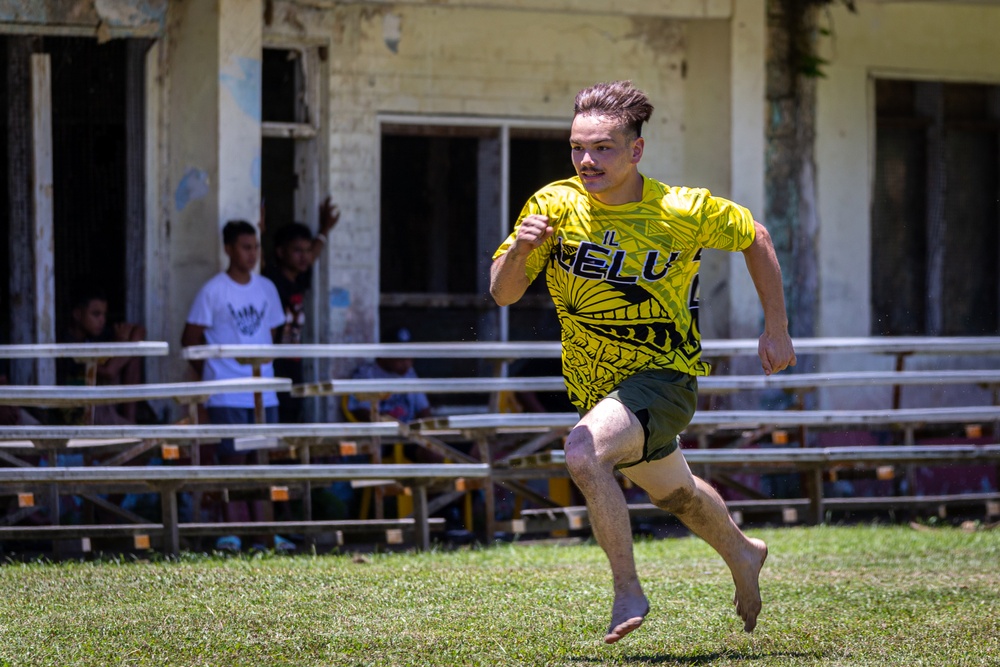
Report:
2,0,998,413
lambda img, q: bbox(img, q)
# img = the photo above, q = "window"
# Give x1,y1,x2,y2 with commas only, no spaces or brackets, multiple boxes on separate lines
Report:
871,79,1000,335
378,117,571,383
260,46,321,268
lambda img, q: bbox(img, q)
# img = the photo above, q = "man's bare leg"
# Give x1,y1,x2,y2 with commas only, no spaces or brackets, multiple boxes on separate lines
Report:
564,400,650,643
623,452,768,632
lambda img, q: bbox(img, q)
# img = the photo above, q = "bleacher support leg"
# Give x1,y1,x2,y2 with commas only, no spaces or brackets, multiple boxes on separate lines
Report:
412,484,430,551
807,467,824,524
158,482,181,555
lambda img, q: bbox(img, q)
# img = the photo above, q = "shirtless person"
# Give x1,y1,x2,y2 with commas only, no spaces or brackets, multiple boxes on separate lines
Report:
490,80,796,643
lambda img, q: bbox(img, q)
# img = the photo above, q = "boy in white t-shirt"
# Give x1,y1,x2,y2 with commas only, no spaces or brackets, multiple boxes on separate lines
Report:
181,219,287,550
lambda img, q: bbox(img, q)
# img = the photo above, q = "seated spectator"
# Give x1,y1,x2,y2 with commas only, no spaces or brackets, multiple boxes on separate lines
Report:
0,367,40,427
57,284,147,424
264,196,340,422
344,327,434,463
345,327,432,424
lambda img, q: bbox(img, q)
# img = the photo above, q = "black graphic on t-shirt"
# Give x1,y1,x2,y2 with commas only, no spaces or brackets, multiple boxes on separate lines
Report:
228,302,268,336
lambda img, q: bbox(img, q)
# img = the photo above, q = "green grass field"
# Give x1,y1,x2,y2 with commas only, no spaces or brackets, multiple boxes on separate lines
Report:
0,524,997,666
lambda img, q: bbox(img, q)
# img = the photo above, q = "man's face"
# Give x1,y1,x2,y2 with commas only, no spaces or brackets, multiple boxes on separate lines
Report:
226,233,260,273
74,299,107,338
377,357,413,376
276,238,312,275
569,113,644,206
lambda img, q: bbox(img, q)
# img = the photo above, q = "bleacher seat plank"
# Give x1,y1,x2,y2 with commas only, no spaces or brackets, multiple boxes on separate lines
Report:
0,462,490,484
412,407,1000,434
699,369,1000,392
0,422,405,444
294,370,1000,400
177,518,446,537
182,336,1000,365
0,377,292,407
502,445,1000,469
0,342,169,359
292,376,566,398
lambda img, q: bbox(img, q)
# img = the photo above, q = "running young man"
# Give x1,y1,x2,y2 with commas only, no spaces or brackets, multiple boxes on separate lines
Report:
490,80,796,643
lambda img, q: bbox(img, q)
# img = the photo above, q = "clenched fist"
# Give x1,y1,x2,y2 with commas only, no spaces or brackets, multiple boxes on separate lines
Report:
512,214,554,253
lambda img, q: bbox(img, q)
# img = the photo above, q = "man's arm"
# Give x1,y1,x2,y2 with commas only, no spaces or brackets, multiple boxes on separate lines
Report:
96,322,147,383
489,214,553,307
742,220,797,375
180,323,207,377
309,196,340,265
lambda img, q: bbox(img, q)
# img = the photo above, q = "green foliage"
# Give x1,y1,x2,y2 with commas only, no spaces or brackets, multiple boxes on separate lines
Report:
0,525,997,666
784,0,858,80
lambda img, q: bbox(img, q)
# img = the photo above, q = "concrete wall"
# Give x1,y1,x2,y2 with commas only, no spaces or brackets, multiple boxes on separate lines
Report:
163,0,262,379
816,0,1000,339
814,0,1000,407
262,0,762,347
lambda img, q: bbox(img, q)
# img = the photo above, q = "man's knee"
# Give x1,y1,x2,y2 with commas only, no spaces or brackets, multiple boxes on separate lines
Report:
564,428,606,480
650,477,697,515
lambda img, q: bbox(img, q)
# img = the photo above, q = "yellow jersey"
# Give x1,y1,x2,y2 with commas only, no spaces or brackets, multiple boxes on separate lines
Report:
494,175,756,411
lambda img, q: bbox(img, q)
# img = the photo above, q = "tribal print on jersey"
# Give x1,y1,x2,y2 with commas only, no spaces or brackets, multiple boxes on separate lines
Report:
494,175,756,411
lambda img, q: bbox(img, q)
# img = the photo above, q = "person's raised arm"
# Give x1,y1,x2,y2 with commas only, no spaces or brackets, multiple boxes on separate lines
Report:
309,196,340,265
95,322,147,382
489,214,553,307
181,322,207,377
742,220,796,375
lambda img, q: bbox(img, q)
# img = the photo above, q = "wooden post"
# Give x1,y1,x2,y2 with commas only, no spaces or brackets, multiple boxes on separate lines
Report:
7,37,40,384
124,41,147,329
31,53,55,385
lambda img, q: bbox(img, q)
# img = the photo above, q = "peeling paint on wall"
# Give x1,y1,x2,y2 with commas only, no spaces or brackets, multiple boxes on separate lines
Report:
95,0,166,27
0,1,47,23
0,0,167,33
627,17,684,55
382,12,401,53
175,167,209,212
220,56,262,122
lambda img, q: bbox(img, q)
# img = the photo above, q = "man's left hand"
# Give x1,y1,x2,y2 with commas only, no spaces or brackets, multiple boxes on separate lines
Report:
758,331,796,376
319,196,340,235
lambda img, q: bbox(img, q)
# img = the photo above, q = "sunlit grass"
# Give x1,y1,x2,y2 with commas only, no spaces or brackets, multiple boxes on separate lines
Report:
0,525,997,666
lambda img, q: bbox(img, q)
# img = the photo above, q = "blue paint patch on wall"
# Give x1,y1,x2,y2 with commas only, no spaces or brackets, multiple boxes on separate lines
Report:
220,57,262,122
329,288,351,308
175,168,209,211
250,155,261,189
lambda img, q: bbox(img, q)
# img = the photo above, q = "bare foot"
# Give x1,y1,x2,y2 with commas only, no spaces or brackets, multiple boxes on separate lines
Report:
604,594,650,644
732,537,768,632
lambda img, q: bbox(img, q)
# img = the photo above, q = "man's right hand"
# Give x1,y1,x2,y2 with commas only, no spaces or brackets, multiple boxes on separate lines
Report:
510,214,553,254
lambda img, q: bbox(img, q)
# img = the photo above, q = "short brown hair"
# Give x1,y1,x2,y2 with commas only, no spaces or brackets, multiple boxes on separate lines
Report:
573,80,654,139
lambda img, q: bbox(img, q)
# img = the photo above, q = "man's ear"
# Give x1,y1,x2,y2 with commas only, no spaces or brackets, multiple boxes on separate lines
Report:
631,137,644,164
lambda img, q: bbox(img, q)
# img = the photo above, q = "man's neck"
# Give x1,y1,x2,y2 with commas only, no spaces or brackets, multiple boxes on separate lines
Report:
227,267,252,284
66,325,86,342
279,264,300,284
592,172,644,206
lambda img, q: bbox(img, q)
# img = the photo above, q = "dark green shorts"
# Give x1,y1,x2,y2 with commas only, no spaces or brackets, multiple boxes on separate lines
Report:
605,369,698,470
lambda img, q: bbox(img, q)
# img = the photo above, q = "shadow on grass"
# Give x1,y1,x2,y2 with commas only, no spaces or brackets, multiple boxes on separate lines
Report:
570,649,824,664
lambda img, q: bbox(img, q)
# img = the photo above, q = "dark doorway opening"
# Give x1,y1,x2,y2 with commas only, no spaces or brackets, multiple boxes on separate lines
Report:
0,36,136,346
